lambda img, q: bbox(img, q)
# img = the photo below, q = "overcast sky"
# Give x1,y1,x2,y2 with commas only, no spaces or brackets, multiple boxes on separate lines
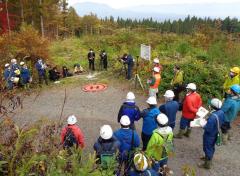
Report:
68,0,240,8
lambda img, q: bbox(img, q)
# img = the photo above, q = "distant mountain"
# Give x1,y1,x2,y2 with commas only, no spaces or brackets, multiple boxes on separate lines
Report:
72,2,240,21
72,2,185,21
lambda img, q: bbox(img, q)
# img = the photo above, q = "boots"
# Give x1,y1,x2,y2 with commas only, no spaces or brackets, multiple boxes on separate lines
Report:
198,159,212,169
183,128,191,138
222,133,228,145
174,129,185,139
200,156,206,161
228,130,233,141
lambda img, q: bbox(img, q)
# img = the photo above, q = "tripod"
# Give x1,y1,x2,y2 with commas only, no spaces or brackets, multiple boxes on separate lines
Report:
133,56,144,90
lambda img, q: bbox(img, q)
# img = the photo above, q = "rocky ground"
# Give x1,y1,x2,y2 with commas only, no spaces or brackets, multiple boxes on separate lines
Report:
12,73,240,176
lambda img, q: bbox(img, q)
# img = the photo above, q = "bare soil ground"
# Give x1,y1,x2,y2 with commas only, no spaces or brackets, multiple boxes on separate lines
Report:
13,73,240,176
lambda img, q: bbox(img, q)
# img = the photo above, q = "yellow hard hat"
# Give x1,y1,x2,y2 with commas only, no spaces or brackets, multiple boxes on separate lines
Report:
14,69,21,75
230,67,240,74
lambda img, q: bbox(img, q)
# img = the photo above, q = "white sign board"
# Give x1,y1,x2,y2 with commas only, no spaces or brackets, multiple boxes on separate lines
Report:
140,44,151,60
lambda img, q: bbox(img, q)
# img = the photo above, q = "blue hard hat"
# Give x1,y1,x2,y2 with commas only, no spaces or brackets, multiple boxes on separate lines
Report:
230,84,240,94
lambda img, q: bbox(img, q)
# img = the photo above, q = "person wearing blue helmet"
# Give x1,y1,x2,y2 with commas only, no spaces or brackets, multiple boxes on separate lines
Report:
221,84,240,144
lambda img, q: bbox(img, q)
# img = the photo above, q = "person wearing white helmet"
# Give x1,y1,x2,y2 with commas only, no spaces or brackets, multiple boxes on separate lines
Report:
3,63,14,90
171,65,184,102
175,83,202,138
61,115,85,149
19,61,31,89
159,90,179,129
198,98,224,169
118,92,141,129
10,58,20,76
93,125,120,169
140,96,160,150
146,113,174,171
147,67,161,98
153,57,163,72
114,115,140,172
128,153,158,176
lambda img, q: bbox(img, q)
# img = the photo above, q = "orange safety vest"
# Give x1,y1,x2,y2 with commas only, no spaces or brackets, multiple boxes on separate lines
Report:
150,73,161,89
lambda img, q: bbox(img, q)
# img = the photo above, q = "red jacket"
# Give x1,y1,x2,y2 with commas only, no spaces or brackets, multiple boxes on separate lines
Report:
182,92,202,119
61,124,85,148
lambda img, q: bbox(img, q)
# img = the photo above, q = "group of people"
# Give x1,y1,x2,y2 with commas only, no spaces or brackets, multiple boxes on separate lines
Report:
61,92,174,176
87,48,108,71
3,57,85,90
3,59,31,90
60,59,240,175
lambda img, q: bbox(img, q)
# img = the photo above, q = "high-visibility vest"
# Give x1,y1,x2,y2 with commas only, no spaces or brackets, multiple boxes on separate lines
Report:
150,73,161,89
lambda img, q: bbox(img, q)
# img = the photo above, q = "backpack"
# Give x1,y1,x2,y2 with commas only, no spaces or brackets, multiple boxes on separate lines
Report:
63,127,78,149
100,142,116,169
154,133,174,160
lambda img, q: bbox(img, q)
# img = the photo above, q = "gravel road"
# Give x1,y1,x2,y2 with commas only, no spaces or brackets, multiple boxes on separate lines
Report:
13,74,240,176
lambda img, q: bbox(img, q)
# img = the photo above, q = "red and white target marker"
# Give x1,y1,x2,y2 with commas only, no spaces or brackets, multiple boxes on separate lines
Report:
82,83,107,92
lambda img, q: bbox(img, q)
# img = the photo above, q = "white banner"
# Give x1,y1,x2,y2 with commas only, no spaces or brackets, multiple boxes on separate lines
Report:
140,44,151,60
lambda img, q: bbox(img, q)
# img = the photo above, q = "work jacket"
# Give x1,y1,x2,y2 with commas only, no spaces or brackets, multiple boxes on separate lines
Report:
223,75,239,93
61,124,85,148
182,92,202,119
93,136,120,158
159,100,179,128
114,128,140,160
204,110,225,138
141,107,160,135
149,73,161,89
221,95,240,122
118,101,141,125
171,70,183,86
146,126,173,161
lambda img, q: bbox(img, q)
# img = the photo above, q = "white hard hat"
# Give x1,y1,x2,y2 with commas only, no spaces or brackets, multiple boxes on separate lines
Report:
5,63,10,68
20,61,25,66
156,113,169,125
153,58,159,64
11,58,17,63
133,153,148,171
186,83,197,91
164,90,175,98
126,92,135,100
153,67,160,73
67,115,77,125
210,98,222,109
100,125,113,140
146,96,157,105
120,115,131,126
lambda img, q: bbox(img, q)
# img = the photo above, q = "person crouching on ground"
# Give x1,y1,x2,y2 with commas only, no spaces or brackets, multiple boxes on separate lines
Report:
148,67,161,98
61,115,85,149
118,92,141,130
146,113,174,172
141,96,160,151
128,153,158,176
159,90,179,130
198,98,225,169
175,83,202,138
